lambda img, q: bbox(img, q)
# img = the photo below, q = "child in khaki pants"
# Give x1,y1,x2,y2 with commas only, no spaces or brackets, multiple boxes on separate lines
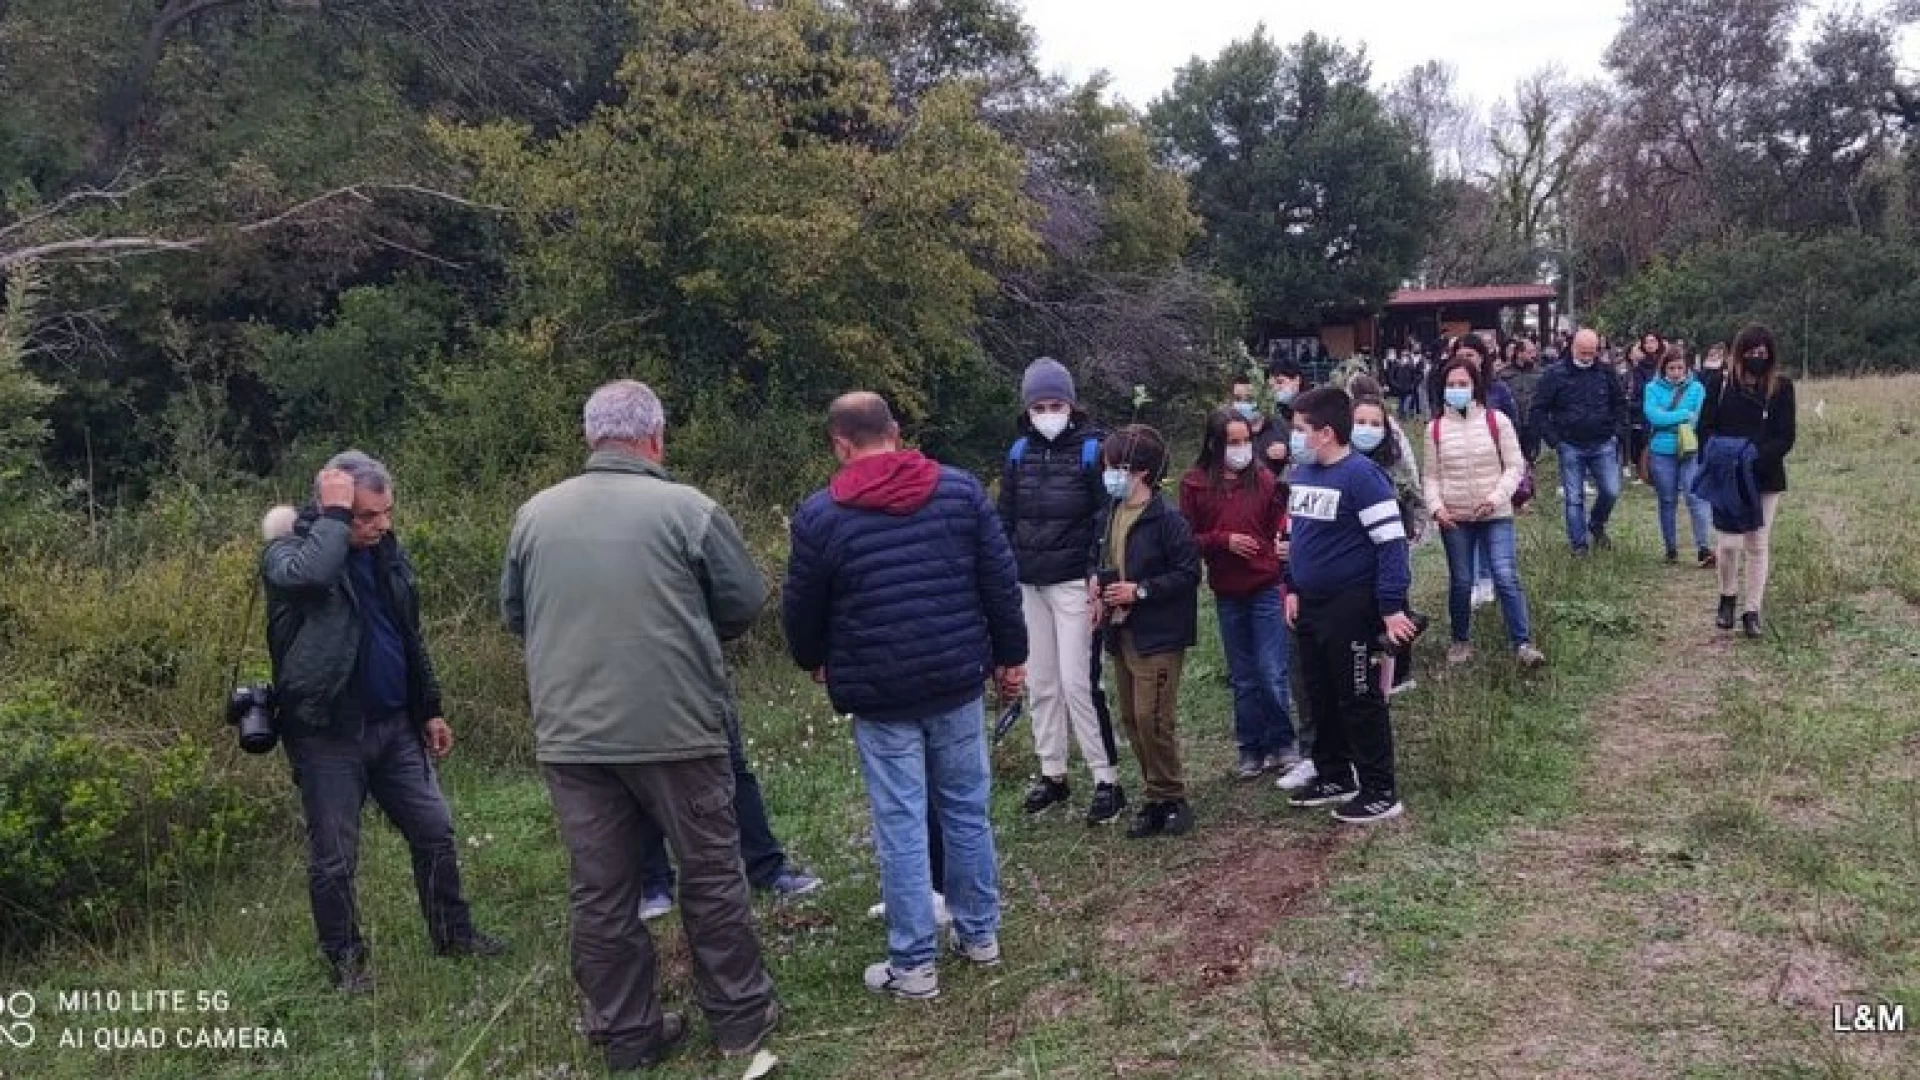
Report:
1092,425,1201,839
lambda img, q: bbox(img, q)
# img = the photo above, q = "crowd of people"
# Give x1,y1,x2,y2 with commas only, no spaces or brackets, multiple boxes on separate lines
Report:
251,321,1796,1071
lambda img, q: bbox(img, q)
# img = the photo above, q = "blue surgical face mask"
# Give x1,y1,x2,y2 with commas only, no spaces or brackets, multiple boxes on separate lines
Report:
1276,387,1298,406
1102,468,1131,500
1351,424,1386,453
1444,387,1473,412
1233,400,1260,422
1288,429,1313,462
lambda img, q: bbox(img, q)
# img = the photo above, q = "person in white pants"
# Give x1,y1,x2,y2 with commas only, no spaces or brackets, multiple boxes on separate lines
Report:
997,358,1128,826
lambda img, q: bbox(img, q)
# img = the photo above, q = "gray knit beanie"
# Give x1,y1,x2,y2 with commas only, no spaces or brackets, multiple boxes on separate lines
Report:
1021,357,1076,407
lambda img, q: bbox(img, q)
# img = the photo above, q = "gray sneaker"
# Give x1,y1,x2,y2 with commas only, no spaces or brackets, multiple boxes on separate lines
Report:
1235,753,1265,780
864,961,938,1001
949,934,1001,967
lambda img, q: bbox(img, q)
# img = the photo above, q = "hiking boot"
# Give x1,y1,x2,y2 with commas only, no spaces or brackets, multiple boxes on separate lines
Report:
1160,799,1195,836
639,892,673,921
1332,790,1405,825
768,868,823,899
949,934,1002,967
864,961,938,1001
719,1000,782,1061
435,931,509,959
1716,595,1738,630
1446,643,1474,665
1125,802,1166,839
1236,753,1266,780
607,1012,687,1072
1022,775,1071,815
1698,548,1717,569
1742,612,1764,640
1289,775,1360,809
1085,782,1126,826
330,948,375,995
1275,758,1319,792
1516,643,1547,668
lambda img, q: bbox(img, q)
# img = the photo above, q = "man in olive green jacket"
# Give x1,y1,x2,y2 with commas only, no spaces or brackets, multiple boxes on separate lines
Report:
501,380,778,1072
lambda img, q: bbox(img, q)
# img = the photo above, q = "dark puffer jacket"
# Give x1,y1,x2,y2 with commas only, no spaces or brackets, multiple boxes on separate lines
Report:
1533,358,1628,449
784,451,1028,723
996,413,1108,586
261,505,443,737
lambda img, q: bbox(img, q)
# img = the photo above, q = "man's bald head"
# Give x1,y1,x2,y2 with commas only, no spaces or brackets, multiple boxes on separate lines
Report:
1572,329,1600,363
829,392,900,458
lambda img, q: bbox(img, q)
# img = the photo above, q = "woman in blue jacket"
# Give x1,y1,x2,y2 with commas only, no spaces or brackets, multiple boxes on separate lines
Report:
1642,347,1713,567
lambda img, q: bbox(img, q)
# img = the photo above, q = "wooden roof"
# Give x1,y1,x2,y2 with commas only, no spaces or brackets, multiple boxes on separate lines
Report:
1386,285,1558,308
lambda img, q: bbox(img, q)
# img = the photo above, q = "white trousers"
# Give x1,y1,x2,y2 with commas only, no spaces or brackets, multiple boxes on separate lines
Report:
1022,582,1118,784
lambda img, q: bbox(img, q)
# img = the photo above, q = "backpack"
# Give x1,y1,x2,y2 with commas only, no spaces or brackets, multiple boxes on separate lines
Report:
1431,410,1534,510
1008,434,1102,473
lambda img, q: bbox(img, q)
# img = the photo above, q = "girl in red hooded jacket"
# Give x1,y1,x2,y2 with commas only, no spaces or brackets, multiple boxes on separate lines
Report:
1179,407,1300,780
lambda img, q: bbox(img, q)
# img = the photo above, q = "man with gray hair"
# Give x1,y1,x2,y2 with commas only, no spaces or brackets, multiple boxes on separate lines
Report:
261,450,505,994
502,381,780,1070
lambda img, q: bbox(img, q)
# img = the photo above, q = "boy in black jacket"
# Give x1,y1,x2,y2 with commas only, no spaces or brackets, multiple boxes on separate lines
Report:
1093,425,1202,839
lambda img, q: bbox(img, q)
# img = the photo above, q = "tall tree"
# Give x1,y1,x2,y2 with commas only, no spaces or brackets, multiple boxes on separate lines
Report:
1149,28,1433,329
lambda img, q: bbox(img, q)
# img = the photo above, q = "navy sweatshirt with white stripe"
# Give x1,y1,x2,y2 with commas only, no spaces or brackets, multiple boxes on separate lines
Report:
1285,451,1412,616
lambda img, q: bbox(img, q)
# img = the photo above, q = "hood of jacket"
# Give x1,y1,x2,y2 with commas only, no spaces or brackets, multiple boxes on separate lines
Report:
830,450,940,515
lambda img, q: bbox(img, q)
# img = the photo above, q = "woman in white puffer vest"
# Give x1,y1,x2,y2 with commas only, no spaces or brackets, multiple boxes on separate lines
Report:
1423,357,1547,670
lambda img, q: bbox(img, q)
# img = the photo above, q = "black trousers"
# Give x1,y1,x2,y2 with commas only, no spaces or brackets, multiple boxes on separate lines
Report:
285,713,476,963
1296,587,1398,795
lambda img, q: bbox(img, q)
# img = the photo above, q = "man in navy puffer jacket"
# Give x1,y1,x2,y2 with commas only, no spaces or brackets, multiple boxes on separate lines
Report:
783,392,1027,1002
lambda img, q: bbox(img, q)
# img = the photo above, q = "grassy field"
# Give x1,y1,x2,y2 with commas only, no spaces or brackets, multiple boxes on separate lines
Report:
5,377,1919,1079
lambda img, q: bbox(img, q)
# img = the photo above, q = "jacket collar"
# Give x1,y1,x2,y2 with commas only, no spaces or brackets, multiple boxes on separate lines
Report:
583,448,670,480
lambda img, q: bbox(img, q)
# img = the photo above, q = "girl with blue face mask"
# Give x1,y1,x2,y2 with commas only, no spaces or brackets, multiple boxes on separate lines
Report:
1349,395,1432,696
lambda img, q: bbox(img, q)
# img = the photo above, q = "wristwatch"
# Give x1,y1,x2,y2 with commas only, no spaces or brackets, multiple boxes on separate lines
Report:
1135,583,1151,601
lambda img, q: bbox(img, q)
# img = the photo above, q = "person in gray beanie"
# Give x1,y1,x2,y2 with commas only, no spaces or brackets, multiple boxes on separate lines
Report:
997,358,1126,826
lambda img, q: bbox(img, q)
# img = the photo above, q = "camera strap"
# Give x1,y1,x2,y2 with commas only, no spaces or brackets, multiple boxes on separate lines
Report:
222,575,262,706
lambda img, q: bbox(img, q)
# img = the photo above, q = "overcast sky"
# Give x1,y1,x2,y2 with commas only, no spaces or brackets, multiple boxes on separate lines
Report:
1019,0,1911,116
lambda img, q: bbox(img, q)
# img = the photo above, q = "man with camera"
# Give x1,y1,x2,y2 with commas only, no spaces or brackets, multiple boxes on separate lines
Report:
261,450,505,994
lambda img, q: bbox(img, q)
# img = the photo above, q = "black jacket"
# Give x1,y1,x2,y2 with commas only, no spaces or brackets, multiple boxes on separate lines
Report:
1251,417,1288,477
1096,493,1201,658
262,506,443,737
1533,359,1628,449
1698,373,1797,493
997,413,1108,586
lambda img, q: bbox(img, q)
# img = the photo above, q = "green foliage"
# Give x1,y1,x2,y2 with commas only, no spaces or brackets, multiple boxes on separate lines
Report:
1149,28,1433,327
0,683,259,951
0,266,57,494
1595,230,1920,373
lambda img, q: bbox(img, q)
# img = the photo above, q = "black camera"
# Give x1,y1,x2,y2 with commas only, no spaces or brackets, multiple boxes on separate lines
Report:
226,684,279,755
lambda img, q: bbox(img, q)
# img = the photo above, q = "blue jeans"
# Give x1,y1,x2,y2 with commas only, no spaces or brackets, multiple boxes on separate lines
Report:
1556,439,1621,549
853,698,999,969
1215,591,1295,757
1441,520,1533,646
1648,452,1711,553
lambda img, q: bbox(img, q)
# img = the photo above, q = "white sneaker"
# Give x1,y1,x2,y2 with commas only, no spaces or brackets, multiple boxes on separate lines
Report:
867,892,952,926
1471,581,1494,608
1275,758,1319,792
864,961,938,1000
638,893,673,921
949,934,1001,966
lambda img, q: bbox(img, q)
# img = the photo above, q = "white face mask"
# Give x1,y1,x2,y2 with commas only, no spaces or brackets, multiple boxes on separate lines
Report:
1030,410,1069,440
1223,444,1254,472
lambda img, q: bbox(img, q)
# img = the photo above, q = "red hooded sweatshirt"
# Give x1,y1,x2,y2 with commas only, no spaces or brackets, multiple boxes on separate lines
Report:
1178,465,1284,598
830,450,940,515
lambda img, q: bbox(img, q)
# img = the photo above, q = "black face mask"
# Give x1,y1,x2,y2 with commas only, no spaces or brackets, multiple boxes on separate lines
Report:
1745,353,1774,374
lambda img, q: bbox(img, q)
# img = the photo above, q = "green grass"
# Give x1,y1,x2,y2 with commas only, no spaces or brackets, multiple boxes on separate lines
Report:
6,378,1920,1078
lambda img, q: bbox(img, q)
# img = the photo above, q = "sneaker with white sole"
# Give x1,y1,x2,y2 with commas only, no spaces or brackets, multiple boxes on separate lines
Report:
1333,791,1404,824
1446,643,1474,665
1275,757,1319,792
1288,774,1360,808
949,935,1001,966
638,893,673,921
864,961,938,1000
1515,643,1547,668
867,892,952,926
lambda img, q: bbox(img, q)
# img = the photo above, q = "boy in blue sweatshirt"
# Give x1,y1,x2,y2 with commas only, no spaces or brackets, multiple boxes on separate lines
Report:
1281,388,1418,824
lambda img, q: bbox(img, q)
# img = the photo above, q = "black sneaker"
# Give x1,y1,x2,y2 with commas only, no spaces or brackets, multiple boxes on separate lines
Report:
1085,782,1126,826
1288,775,1359,808
1664,548,1678,565
1591,527,1613,551
330,948,375,995
1022,776,1070,815
1698,548,1716,568
607,1012,688,1073
1742,612,1764,639
1125,802,1165,839
1332,790,1404,824
1160,799,1195,836
1716,595,1737,630
435,931,509,959
1571,544,1591,558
